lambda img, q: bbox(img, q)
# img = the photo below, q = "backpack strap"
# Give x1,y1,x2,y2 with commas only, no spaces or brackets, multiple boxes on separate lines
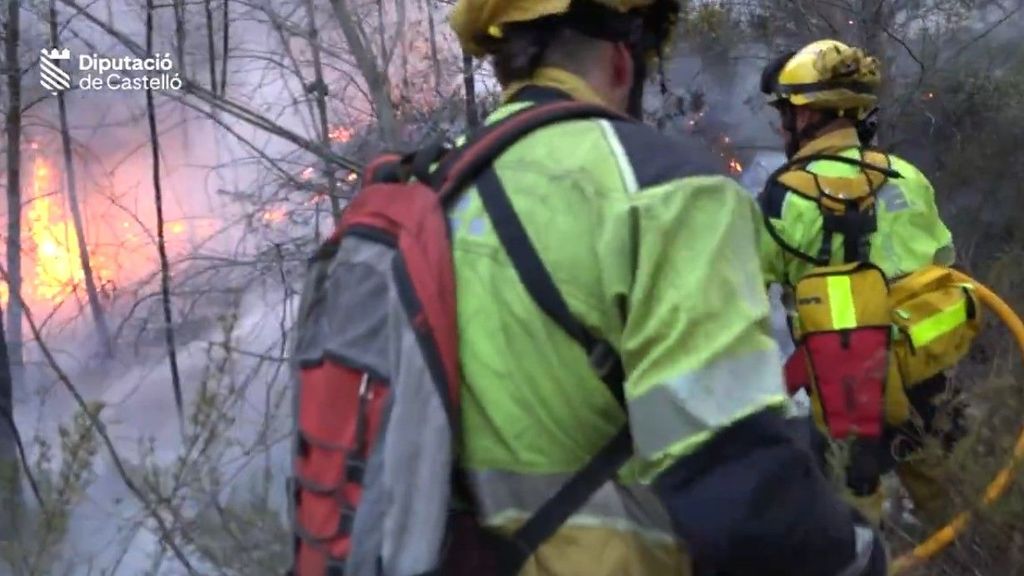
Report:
433,101,636,572
436,101,624,201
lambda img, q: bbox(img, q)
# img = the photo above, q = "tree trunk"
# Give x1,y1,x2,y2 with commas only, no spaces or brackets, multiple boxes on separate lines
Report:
219,0,229,94
423,0,441,97
376,0,387,65
49,0,113,359
0,309,19,540
173,0,187,77
303,0,342,217
463,52,478,128
203,0,218,90
173,0,190,154
4,0,23,389
1,0,22,538
330,0,399,146
147,0,186,439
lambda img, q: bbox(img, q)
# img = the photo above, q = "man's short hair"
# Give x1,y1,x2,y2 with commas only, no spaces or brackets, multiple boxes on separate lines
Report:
490,25,606,86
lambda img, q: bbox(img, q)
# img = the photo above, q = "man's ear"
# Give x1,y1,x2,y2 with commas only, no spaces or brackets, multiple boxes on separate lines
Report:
610,42,634,91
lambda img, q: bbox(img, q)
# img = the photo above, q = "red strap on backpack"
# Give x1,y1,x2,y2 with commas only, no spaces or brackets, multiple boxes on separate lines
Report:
784,346,811,395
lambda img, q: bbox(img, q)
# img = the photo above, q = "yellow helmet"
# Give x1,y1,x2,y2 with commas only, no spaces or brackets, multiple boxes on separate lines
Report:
450,0,678,58
760,39,881,118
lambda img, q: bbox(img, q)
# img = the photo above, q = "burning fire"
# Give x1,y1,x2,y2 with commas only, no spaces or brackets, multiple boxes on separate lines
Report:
23,156,112,303
1,147,211,310
261,207,287,222
329,125,353,143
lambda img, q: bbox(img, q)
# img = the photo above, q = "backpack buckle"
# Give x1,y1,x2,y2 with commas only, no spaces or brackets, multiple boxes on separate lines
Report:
588,341,618,379
346,453,366,484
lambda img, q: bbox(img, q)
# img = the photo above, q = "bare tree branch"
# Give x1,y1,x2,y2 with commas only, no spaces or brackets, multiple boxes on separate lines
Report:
55,0,365,173
330,0,399,146
147,0,187,440
48,0,114,359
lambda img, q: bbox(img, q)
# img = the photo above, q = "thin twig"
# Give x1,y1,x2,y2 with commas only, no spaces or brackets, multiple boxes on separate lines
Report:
0,409,44,507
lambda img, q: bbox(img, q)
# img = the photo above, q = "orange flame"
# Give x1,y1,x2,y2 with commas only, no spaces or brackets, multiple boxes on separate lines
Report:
261,207,287,223
329,126,353,143
728,158,743,174
0,148,218,311
24,156,97,302
4,154,182,308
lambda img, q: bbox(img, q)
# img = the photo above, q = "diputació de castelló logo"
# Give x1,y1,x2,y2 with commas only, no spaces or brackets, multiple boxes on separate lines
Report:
40,48,72,95
39,47,183,94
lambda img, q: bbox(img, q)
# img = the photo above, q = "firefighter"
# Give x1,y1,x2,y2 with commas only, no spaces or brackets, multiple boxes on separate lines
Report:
446,3,888,574
758,39,968,527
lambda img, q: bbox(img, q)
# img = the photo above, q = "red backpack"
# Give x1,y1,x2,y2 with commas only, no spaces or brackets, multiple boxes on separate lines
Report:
288,101,635,576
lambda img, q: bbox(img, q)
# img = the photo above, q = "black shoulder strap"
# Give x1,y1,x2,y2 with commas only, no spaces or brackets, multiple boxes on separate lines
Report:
431,101,636,573
474,165,626,404
435,101,630,402
760,157,829,270
476,166,633,576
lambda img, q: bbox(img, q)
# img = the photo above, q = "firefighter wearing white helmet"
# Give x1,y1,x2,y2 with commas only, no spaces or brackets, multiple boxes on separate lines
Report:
447,4,888,575
758,39,969,528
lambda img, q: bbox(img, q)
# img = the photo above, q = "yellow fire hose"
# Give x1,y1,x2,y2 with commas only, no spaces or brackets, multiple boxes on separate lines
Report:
891,273,1024,574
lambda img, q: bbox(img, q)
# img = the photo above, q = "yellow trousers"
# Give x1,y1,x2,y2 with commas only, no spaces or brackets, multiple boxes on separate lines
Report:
842,448,952,528
831,373,964,528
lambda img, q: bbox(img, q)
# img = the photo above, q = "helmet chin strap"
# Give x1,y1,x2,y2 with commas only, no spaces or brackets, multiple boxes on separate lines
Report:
781,105,800,158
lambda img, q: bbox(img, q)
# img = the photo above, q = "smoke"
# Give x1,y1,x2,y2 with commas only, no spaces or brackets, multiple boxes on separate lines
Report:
5,0,480,570
4,1,323,573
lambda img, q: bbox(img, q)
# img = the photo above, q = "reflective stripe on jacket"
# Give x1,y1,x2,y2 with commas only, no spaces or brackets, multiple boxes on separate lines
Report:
451,70,787,575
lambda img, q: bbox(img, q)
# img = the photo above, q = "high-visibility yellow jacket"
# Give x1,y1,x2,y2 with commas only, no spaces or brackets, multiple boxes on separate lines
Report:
451,67,876,576
758,127,955,288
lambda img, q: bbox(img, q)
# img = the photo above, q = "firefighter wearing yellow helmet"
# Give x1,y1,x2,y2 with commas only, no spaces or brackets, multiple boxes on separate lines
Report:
758,39,972,529
445,4,888,574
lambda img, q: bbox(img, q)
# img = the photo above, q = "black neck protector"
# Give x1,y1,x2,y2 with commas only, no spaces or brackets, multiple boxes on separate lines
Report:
627,46,648,118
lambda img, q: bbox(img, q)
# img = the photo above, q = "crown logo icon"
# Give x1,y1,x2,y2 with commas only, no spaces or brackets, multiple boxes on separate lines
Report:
41,48,71,60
